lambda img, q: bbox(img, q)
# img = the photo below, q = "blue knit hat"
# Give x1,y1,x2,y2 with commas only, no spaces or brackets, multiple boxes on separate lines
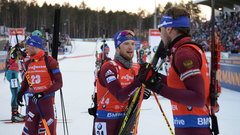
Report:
26,35,43,49
114,30,135,48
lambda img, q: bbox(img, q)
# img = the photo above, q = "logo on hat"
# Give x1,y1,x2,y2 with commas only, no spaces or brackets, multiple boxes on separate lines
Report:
158,21,173,28
125,34,132,39
117,41,121,46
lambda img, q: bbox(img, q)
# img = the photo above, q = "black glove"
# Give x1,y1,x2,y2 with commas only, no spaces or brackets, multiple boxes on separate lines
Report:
143,88,151,99
137,63,157,89
155,71,163,81
17,92,24,106
150,81,164,94
32,92,44,104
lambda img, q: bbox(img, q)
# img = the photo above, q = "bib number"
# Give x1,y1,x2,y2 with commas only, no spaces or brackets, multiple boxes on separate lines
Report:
100,97,110,105
95,122,107,135
10,78,18,88
31,75,41,84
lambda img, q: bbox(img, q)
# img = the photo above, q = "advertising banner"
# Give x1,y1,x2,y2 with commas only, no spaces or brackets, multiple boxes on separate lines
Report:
149,29,162,64
217,59,240,92
8,28,25,46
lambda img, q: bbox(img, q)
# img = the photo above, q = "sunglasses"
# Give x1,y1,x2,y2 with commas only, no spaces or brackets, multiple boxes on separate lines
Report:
121,30,135,36
117,30,135,40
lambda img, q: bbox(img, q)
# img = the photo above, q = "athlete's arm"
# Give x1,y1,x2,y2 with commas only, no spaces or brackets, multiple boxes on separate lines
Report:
99,63,142,103
42,57,63,96
159,47,205,107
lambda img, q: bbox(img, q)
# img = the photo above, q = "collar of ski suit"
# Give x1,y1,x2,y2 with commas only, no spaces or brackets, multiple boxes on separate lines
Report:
114,53,133,69
31,50,45,61
168,35,192,53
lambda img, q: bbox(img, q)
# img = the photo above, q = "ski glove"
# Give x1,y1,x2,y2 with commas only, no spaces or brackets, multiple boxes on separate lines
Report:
17,92,24,106
137,63,157,89
32,92,44,104
150,81,164,94
143,88,151,99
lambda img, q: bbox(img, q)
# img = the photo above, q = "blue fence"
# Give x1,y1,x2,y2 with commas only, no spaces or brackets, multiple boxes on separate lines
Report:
217,58,240,92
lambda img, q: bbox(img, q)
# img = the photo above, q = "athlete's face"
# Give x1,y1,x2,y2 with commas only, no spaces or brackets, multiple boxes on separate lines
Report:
159,27,172,49
25,45,38,56
116,40,135,60
104,49,109,54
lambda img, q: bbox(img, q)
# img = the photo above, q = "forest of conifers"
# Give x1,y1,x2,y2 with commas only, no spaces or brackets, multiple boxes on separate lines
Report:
0,0,201,40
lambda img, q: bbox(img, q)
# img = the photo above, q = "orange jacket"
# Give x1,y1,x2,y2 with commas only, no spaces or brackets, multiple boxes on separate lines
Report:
27,51,55,93
96,61,135,119
167,44,210,128
132,63,140,75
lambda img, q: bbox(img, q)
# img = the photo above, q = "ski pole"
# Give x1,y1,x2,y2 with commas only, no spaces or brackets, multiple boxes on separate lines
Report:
19,59,51,135
153,93,174,135
60,88,69,135
118,41,165,135
133,85,145,135
133,64,152,134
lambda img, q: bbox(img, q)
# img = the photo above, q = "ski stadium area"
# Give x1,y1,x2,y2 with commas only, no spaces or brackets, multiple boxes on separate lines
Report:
0,40,240,134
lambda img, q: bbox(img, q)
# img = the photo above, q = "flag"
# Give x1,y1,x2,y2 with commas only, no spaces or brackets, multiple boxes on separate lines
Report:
202,17,206,21
215,17,218,22
190,19,194,24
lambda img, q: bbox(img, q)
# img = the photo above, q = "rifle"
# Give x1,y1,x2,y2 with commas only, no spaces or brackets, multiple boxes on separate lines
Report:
210,1,220,134
98,29,108,68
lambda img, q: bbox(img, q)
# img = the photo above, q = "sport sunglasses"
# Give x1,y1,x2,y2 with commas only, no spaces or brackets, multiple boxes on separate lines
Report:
120,30,135,36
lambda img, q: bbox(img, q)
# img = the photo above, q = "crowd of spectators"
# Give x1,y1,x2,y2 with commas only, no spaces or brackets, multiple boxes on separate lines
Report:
191,11,240,52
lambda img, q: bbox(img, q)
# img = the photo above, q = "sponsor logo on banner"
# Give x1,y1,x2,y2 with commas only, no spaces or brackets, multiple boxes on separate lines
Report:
150,29,161,36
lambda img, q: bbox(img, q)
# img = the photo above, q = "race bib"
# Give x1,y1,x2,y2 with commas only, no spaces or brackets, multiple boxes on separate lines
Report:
95,122,107,135
10,78,18,88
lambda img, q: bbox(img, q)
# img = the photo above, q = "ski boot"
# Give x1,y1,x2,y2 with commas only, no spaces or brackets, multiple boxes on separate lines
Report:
11,109,25,122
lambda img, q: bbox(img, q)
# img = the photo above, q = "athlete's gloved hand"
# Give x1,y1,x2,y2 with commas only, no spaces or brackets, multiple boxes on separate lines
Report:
137,63,157,89
17,92,24,106
150,81,164,94
143,88,151,99
32,92,44,104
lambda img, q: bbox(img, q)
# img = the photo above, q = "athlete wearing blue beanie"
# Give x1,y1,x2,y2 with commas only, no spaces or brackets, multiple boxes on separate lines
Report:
114,30,135,48
26,35,43,49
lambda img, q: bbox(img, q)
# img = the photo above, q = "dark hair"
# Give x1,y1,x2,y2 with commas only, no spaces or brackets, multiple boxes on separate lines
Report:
100,44,108,50
165,6,190,35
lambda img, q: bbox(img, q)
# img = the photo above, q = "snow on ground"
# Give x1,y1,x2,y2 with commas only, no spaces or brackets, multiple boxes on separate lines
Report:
0,40,240,135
